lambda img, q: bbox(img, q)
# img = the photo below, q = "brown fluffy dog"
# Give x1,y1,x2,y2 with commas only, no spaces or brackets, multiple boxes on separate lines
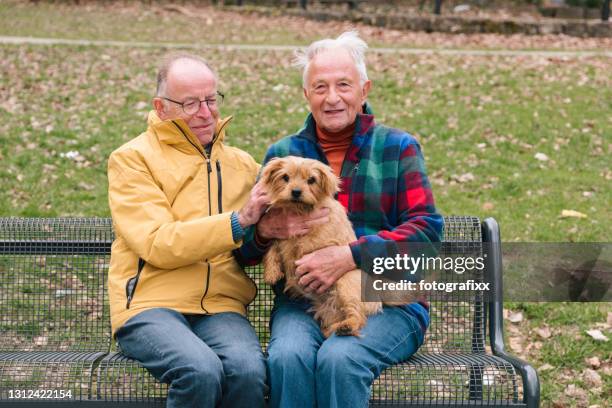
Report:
260,156,383,337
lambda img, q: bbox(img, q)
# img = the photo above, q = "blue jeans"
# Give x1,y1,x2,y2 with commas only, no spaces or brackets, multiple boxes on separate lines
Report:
267,295,427,408
116,308,267,408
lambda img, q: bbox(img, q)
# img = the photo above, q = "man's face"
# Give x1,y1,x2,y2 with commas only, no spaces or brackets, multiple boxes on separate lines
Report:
155,60,220,146
303,49,371,134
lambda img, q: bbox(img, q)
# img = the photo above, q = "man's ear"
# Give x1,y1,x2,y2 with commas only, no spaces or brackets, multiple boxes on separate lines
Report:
361,80,372,104
303,87,309,100
153,97,165,119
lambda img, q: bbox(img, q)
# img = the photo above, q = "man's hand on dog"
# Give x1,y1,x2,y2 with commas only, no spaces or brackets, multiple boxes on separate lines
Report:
295,246,357,294
256,208,330,240
237,182,270,228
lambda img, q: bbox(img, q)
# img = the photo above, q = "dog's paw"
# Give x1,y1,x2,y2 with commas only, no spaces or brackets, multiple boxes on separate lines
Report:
325,315,365,337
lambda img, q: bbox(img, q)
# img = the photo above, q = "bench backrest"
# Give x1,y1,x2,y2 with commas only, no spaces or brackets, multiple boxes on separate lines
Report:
0,217,112,352
0,216,485,354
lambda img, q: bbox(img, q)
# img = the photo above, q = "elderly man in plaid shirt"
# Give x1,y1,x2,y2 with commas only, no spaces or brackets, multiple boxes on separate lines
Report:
236,31,443,408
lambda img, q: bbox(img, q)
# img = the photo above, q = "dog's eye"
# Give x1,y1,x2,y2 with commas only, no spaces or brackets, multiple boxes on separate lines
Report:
307,177,316,185
282,174,289,182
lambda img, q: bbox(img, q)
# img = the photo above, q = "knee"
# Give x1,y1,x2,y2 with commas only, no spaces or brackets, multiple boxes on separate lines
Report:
175,358,224,391
317,344,369,380
227,351,267,387
267,341,317,374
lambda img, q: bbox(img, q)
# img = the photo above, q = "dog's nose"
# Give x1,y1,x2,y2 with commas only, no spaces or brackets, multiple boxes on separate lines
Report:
291,189,302,199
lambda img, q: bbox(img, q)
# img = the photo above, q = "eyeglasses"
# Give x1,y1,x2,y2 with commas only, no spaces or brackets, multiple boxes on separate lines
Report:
161,91,224,115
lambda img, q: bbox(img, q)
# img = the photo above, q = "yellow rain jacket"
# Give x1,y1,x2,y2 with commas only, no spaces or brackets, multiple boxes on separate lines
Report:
107,111,259,336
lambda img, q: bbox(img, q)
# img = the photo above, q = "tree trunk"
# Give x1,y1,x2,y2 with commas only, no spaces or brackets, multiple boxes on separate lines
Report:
434,0,443,15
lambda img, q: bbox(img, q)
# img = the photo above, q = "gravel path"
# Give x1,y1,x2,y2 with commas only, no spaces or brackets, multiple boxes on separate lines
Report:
1,35,610,58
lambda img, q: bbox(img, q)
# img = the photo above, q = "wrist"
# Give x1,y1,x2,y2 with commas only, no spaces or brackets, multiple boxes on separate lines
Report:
344,245,357,269
348,241,361,269
237,210,249,229
254,226,273,249
230,212,246,243
254,216,273,240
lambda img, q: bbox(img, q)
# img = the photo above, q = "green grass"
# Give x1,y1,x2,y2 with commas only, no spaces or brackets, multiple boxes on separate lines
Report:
508,302,611,404
1,1,611,51
0,2,610,406
2,45,609,243
0,1,356,47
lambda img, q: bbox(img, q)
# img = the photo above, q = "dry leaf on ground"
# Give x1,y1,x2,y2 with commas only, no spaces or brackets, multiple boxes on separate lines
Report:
560,210,587,219
539,363,554,371
585,329,609,342
507,311,523,323
582,369,602,388
508,336,523,353
564,384,587,401
534,152,549,162
585,356,601,369
534,326,552,339
482,202,495,211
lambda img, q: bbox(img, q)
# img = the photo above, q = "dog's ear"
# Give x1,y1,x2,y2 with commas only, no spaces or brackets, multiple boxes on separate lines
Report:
260,157,285,185
313,161,340,197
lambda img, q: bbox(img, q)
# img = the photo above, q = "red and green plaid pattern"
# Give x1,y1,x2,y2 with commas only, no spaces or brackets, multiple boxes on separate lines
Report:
235,104,443,272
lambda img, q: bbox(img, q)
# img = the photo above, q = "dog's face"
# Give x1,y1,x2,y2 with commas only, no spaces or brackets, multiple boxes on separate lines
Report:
260,156,339,212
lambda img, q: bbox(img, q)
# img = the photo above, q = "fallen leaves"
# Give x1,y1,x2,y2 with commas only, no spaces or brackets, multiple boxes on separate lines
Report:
585,329,608,342
582,368,602,388
560,210,588,219
534,152,549,162
539,363,554,371
534,326,552,339
508,336,524,353
33,336,48,347
564,384,588,402
482,202,494,211
507,310,524,324
450,172,475,184
585,356,601,369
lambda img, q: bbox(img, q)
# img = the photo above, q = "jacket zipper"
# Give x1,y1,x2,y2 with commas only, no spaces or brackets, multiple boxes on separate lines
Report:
171,120,217,314
200,159,213,313
216,160,223,213
171,120,234,313
126,258,145,309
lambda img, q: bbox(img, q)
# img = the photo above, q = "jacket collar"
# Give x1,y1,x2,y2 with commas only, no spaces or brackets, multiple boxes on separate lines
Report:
297,102,375,160
147,111,233,157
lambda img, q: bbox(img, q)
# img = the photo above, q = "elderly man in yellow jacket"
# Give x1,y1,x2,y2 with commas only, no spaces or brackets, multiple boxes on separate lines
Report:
107,53,270,408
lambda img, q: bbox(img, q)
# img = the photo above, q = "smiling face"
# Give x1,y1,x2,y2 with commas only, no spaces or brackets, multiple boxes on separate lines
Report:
303,49,371,134
154,59,220,146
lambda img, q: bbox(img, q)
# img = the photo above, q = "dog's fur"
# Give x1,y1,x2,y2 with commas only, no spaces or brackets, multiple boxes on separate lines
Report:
261,156,389,337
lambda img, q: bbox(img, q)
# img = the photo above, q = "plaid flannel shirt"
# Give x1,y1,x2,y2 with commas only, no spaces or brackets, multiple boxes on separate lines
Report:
235,104,443,273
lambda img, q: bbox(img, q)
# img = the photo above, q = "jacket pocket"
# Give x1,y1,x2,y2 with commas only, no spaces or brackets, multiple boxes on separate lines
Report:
125,258,145,309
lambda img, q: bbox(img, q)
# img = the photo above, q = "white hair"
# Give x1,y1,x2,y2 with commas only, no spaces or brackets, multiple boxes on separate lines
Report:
294,30,369,87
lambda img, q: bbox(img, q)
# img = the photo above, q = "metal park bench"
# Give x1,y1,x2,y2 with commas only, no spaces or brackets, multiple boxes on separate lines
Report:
0,216,539,407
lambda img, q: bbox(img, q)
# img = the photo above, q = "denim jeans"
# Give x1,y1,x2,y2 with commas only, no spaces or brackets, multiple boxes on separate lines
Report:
266,295,428,408
116,308,267,408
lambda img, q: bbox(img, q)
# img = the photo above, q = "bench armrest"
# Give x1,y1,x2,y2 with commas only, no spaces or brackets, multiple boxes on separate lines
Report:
482,217,540,408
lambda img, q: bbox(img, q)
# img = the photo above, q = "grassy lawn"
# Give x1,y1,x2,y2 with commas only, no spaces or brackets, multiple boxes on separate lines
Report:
2,0,612,51
0,1,610,406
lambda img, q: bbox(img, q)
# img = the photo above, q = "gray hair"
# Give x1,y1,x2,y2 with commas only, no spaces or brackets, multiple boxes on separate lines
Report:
294,30,368,87
156,52,217,97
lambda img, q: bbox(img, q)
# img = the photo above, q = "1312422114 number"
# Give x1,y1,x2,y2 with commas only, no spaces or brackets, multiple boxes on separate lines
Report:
8,389,73,399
